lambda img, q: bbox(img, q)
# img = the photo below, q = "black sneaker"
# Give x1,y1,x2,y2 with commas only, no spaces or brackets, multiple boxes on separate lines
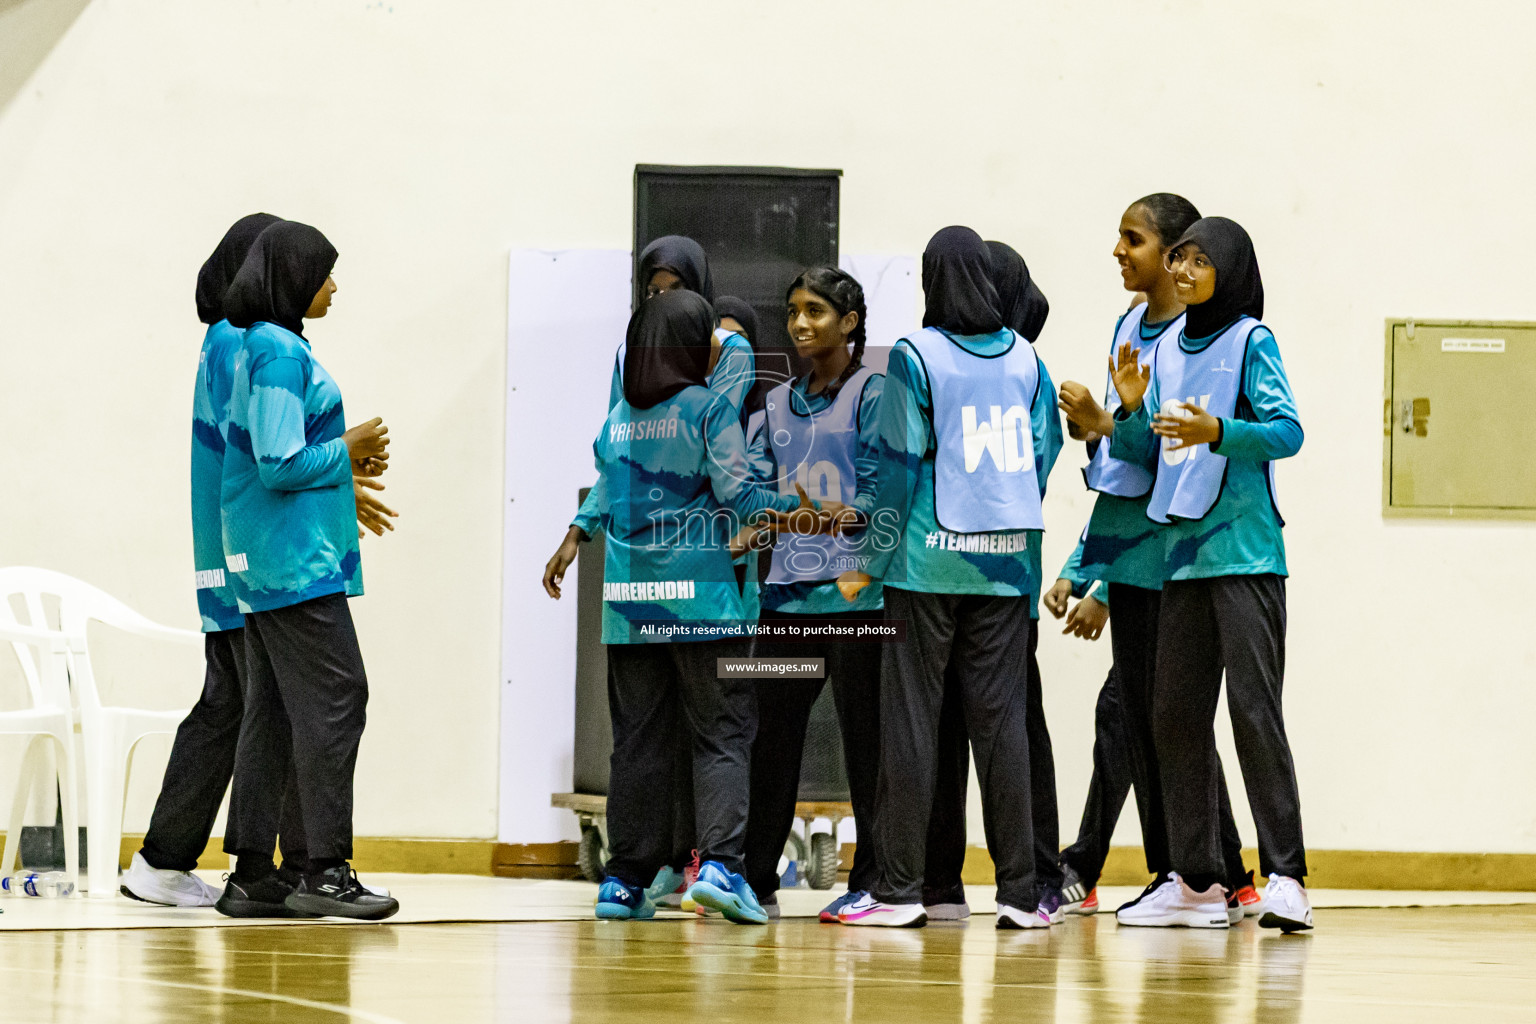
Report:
284,864,400,921
216,873,311,919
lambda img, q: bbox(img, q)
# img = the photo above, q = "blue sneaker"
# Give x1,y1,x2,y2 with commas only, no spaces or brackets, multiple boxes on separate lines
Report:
685,861,768,925
645,865,685,907
595,877,655,920
819,890,865,923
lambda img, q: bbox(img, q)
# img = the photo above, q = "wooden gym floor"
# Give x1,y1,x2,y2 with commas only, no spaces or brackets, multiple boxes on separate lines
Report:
2,892,1535,1022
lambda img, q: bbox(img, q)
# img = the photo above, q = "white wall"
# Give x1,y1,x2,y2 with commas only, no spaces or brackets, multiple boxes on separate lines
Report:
2,0,1533,853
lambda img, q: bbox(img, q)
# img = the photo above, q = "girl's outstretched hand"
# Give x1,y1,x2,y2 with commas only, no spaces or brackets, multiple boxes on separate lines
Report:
354,476,398,536
1063,595,1108,640
542,526,586,599
1058,381,1113,440
1110,342,1151,414
1152,400,1221,450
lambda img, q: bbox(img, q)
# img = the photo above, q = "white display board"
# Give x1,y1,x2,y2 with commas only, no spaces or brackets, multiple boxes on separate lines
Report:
499,249,631,842
839,253,919,371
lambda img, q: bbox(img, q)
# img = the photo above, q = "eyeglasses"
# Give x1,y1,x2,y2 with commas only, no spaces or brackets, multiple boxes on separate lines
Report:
1164,249,1214,273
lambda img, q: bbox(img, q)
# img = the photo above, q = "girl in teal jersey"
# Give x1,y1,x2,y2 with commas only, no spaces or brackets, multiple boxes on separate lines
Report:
219,220,398,921
1071,216,1311,932
735,267,885,922
1055,196,1259,918
544,290,826,924
839,227,1062,930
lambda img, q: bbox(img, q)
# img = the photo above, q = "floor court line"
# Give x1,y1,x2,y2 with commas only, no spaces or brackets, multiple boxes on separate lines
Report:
0,965,408,1024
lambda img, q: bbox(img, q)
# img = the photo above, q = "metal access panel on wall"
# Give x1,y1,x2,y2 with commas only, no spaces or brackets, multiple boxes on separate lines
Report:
1384,319,1536,518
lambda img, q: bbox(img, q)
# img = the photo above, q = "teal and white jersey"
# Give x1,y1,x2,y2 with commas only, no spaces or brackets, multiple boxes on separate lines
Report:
866,330,1063,597
593,385,799,644
221,322,361,613
573,329,755,538
751,371,884,615
1078,312,1184,590
191,320,246,632
1109,323,1302,580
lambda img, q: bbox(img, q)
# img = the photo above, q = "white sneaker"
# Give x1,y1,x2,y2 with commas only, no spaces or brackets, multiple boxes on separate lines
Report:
838,894,927,928
1258,875,1313,932
996,903,1050,929
924,902,971,921
119,851,220,907
1115,872,1229,928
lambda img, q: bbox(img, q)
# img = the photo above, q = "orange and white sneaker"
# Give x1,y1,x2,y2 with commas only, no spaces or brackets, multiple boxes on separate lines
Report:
1234,870,1266,918
1068,887,1100,916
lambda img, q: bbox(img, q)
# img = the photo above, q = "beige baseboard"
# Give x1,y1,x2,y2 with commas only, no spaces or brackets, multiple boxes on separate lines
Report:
8,834,1531,889
3,833,501,874
961,845,1536,891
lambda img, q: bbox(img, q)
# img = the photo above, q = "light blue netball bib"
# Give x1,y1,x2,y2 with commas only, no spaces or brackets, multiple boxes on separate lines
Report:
905,327,1044,533
764,367,875,583
1146,317,1260,523
1083,304,1184,498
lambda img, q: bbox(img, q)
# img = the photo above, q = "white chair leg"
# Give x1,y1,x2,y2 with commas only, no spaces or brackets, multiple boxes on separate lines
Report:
53,732,81,895
83,729,127,898
2,737,44,881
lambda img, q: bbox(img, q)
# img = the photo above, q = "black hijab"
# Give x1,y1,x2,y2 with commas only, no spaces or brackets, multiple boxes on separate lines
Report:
622,290,716,410
921,226,1004,335
712,295,758,344
1170,216,1264,339
985,240,1050,343
195,213,281,325
223,221,339,336
636,235,714,306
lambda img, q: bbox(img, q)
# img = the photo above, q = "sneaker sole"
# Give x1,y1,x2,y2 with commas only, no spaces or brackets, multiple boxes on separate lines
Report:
840,910,927,928
215,895,309,919
1258,911,1312,933
120,883,216,908
1066,903,1097,916
1116,911,1230,929
996,913,1049,930
283,894,400,921
687,882,767,925
924,905,971,921
595,902,655,921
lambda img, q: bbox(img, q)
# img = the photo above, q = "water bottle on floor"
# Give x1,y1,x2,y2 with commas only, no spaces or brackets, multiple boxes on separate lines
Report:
3,871,76,898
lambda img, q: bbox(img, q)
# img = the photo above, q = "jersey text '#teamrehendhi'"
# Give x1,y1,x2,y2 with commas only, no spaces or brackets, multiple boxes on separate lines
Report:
603,580,697,601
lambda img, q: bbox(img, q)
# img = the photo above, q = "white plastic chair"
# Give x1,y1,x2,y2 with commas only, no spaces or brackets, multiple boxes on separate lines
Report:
0,617,81,894
0,568,201,898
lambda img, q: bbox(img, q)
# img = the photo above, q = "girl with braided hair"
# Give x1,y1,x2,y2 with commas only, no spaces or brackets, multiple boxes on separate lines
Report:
737,266,887,922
